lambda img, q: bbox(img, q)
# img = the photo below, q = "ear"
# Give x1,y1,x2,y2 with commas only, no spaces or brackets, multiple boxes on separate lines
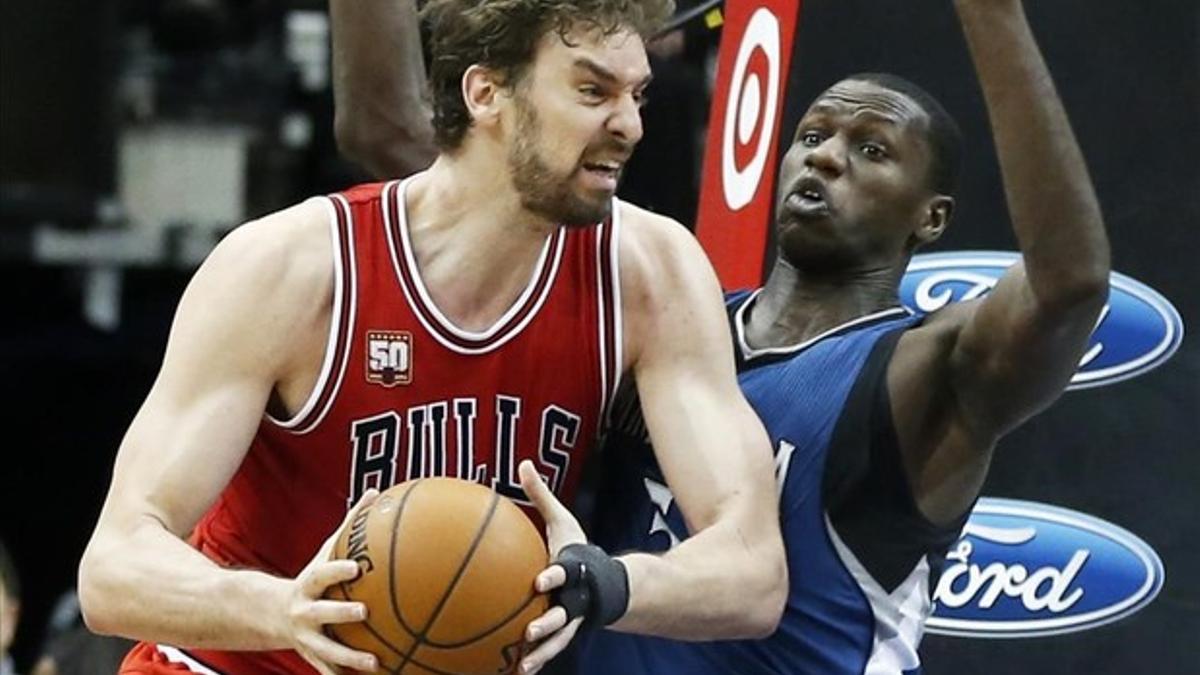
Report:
913,194,954,245
462,64,505,130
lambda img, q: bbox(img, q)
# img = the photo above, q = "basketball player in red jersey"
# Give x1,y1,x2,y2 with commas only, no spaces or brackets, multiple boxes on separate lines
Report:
77,2,787,674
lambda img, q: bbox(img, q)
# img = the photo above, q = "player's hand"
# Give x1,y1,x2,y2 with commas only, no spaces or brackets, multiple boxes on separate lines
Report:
278,489,381,675
517,460,586,674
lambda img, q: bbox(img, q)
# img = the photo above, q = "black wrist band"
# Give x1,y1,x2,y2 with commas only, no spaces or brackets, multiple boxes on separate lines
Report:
552,543,630,628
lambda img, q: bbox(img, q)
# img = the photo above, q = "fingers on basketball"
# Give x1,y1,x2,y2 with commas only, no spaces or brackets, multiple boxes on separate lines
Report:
325,478,550,674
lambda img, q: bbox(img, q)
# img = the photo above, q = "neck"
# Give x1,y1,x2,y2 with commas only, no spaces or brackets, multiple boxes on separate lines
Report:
744,256,904,349
401,156,559,331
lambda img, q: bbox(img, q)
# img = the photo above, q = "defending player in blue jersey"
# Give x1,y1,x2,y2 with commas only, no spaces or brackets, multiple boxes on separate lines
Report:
582,0,1110,673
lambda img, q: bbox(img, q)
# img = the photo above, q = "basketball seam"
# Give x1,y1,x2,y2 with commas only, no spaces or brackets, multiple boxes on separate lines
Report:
326,583,415,658
418,589,541,649
328,583,409,661
328,481,426,662
398,489,501,671
389,479,425,637
334,483,533,675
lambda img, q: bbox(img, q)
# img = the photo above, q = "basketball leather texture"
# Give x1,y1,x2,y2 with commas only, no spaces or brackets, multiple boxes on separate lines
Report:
327,478,549,674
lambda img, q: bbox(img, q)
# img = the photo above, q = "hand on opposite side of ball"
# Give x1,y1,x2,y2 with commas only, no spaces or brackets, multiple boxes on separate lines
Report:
278,488,381,675
517,460,586,675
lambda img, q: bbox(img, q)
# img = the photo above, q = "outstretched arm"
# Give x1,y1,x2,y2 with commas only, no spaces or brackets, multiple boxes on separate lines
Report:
330,0,436,178
892,0,1111,523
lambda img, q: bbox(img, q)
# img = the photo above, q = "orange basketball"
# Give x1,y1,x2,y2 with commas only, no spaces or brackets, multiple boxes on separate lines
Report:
326,478,549,674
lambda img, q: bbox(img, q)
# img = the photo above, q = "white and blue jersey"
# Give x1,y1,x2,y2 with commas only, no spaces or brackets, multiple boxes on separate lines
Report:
582,290,967,675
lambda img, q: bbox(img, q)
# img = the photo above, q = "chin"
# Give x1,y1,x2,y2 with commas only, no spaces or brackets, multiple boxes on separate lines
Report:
560,202,611,228
532,196,608,228
562,189,613,226
778,229,856,272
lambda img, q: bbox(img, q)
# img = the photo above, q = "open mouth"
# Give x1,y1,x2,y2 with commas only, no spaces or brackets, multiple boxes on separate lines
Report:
583,160,622,180
785,176,831,216
579,159,625,193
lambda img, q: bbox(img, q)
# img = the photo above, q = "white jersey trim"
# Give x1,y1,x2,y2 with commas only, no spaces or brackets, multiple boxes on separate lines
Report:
825,514,933,675
609,202,624,411
265,194,358,433
596,219,610,422
384,176,567,355
154,645,224,675
734,290,911,361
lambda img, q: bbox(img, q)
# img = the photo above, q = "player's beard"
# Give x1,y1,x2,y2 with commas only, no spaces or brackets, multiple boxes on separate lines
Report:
508,94,615,228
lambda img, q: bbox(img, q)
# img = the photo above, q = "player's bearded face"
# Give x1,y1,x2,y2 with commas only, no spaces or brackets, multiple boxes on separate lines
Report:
507,90,627,228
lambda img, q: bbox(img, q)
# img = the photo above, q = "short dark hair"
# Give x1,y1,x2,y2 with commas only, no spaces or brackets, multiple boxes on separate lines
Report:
0,539,18,601
422,0,675,150
844,72,963,196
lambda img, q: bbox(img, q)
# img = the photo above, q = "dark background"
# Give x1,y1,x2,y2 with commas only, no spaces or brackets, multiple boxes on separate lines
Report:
2,0,1197,672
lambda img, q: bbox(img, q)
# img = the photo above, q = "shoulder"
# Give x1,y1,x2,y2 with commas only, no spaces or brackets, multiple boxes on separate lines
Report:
179,198,335,353
893,299,978,367
613,200,729,366
202,198,333,305
616,200,704,260
615,200,715,300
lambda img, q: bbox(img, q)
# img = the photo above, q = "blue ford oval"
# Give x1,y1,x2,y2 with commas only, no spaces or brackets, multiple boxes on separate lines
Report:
901,251,1184,389
927,498,1165,638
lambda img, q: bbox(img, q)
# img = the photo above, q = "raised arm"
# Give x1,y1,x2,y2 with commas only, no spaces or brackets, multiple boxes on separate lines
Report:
330,0,436,178
77,202,378,674
614,207,787,639
891,0,1111,522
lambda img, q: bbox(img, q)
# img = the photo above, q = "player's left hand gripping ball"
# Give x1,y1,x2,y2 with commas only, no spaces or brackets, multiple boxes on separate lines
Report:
518,460,590,674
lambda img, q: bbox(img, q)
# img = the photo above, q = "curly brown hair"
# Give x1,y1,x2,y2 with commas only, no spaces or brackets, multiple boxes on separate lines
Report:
421,0,675,150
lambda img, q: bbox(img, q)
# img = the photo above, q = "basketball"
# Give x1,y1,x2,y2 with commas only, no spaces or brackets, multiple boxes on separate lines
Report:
326,478,549,674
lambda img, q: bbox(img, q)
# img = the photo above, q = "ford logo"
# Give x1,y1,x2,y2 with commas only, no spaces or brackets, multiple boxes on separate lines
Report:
927,498,1164,638
901,251,1184,389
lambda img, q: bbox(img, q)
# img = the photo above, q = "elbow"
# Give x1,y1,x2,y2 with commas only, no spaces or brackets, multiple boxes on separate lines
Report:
334,112,436,180
333,114,378,175
1043,270,1110,317
1069,239,1112,305
1033,243,1111,316
76,552,108,629
77,550,115,636
739,598,785,640
721,539,786,639
745,551,788,639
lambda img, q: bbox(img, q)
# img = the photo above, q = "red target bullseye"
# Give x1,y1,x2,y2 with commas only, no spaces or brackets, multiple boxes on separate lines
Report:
721,7,781,211
733,46,773,172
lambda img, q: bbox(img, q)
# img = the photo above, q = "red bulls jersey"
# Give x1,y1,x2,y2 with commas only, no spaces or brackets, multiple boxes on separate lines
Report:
132,178,623,674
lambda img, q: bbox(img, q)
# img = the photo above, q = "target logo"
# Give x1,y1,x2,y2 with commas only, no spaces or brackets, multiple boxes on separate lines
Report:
722,8,782,211
696,0,799,288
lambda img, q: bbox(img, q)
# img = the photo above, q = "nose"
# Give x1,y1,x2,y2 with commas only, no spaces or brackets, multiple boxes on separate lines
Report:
804,134,846,177
606,93,644,146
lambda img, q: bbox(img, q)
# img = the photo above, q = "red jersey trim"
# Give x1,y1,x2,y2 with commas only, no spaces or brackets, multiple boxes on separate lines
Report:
265,195,358,434
382,177,568,355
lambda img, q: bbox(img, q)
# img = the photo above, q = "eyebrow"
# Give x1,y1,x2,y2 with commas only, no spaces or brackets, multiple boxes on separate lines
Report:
573,57,653,89
808,102,901,125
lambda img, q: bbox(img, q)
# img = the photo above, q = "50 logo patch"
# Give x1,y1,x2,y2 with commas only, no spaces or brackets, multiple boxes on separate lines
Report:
366,331,412,387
